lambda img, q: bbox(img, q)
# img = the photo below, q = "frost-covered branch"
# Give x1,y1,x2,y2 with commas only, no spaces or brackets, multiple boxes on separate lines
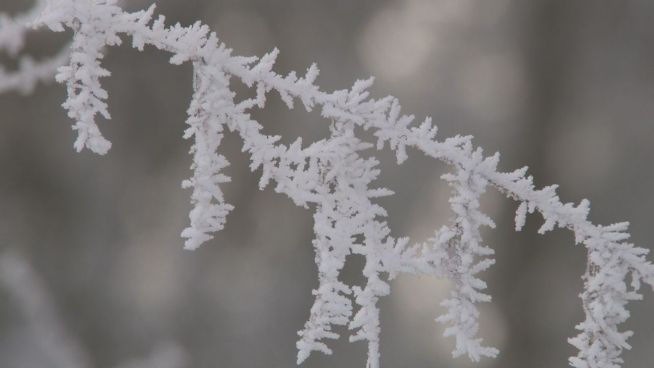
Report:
434,145,499,361
0,47,68,94
2,1,654,367
180,61,234,250
568,223,651,368
0,0,69,95
0,0,46,55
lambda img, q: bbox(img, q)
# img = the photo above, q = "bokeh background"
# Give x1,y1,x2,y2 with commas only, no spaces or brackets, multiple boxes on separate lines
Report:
1,0,654,367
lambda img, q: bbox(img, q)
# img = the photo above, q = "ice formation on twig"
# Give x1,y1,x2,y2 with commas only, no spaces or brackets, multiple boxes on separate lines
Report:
1,1,654,367
0,0,69,94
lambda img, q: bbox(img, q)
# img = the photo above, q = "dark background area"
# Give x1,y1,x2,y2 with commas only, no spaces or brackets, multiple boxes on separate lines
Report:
1,0,654,367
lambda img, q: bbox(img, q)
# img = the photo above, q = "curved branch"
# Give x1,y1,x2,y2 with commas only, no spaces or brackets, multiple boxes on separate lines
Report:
14,1,654,368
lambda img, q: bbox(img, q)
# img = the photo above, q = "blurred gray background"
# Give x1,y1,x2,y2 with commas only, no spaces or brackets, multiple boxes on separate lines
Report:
1,0,654,367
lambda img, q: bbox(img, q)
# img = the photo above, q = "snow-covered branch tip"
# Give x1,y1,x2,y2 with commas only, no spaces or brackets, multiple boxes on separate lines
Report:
2,1,654,368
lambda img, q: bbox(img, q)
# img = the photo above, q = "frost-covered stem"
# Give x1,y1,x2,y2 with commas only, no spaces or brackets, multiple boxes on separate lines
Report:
52,0,124,155
298,120,394,367
568,223,649,368
0,251,91,368
349,249,389,368
0,0,47,55
180,61,234,250
296,205,353,364
348,196,392,368
435,146,498,361
0,0,70,95
0,46,69,94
